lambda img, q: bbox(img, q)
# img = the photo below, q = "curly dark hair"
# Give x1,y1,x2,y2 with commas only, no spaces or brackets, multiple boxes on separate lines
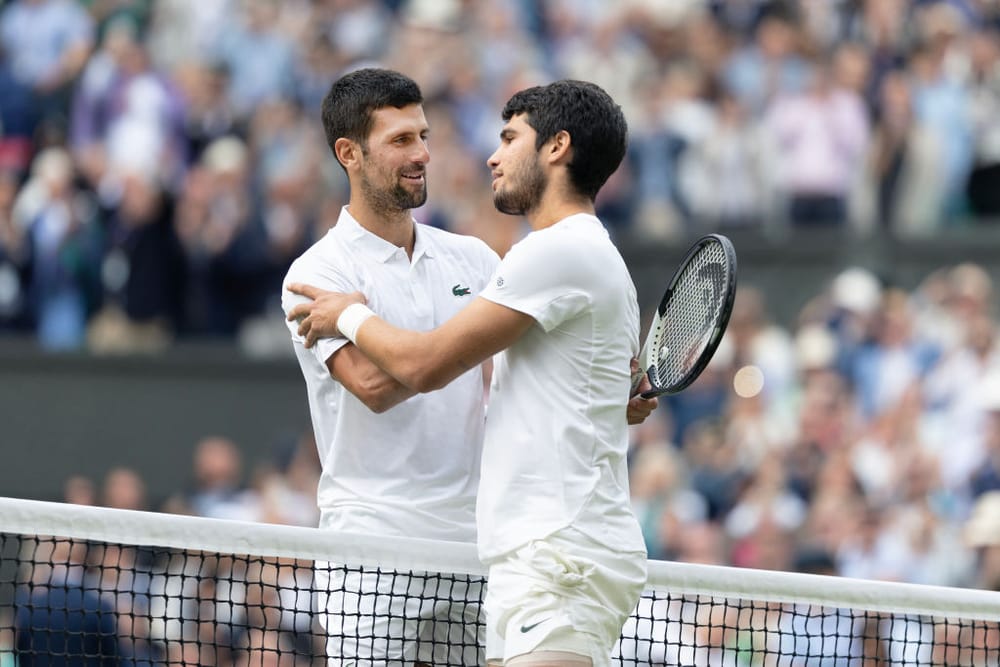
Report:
501,80,627,202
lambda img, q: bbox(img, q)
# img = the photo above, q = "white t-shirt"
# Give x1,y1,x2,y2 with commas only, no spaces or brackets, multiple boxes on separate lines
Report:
476,213,647,561
282,207,499,542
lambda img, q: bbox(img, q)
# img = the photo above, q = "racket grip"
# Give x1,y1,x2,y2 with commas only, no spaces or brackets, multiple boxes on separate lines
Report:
629,366,647,396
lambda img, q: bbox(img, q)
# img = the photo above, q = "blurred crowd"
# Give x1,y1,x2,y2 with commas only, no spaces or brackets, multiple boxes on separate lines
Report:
7,435,326,666
632,261,1000,595
7,0,1000,662
1,0,1000,350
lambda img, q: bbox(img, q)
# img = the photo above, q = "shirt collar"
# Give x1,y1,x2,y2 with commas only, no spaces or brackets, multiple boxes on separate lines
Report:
333,206,434,263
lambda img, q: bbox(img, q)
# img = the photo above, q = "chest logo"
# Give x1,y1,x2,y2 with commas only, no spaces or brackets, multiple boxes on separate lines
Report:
452,284,471,296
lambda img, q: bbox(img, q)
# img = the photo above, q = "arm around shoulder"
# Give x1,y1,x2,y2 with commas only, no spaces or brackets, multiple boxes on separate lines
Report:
354,296,534,393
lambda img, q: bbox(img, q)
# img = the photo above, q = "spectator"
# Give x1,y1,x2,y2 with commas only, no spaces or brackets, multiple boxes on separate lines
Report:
101,465,148,510
0,46,40,175
680,91,777,228
174,136,268,336
14,539,124,666
211,0,296,120
763,59,870,226
865,68,945,233
965,490,1000,590
13,147,102,349
62,474,97,506
908,3,975,220
969,374,1000,498
966,26,1000,217
850,288,939,421
144,0,232,74
722,4,811,115
0,0,95,126
629,442,708,560
70,16,187,192
187,436,261,521
172,60,238,165
0,168,28,330
86,171,185,353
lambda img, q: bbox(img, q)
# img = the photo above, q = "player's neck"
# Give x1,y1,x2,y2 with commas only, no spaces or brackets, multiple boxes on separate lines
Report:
526,191,595,231
347,201,416,256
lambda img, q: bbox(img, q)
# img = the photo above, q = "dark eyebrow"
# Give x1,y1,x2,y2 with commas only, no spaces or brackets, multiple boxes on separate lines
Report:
499,128,515,140
392,128,428,141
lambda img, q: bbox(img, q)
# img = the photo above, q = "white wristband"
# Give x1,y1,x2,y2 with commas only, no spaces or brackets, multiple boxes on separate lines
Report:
337,303,375,344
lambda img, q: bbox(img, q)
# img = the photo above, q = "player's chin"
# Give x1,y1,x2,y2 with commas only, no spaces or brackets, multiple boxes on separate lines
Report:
397,185,427,209
492,193,524,216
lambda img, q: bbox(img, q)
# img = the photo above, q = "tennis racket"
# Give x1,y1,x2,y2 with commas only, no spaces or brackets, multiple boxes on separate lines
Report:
631,233,737,399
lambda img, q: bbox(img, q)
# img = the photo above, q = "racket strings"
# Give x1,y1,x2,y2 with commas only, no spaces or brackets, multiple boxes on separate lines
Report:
651,243,730,389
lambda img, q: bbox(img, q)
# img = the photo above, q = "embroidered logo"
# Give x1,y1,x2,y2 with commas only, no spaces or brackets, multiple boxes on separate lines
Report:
452,284,471,296
520,618,549,634
495,277,504,288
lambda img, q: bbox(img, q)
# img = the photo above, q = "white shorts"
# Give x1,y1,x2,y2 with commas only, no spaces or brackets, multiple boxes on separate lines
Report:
315,563,485,666
484,526,647,667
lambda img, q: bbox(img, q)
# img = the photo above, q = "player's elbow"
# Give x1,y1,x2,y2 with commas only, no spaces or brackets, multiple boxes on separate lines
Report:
356,388,407,414
400,363,452,394
343,375,410,413
396,369,434,393
362,395,396,414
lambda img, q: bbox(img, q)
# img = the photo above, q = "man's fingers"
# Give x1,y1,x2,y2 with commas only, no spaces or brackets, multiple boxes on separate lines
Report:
297,317,310,338
287,303,309,322
287,283,324,299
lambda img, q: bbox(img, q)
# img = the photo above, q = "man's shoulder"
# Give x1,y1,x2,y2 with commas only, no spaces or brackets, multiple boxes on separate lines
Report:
420,223,499,261
283,230,350,281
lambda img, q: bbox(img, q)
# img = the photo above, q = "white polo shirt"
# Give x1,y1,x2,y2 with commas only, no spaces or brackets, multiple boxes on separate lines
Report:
476,213,647,561
282,207,499,542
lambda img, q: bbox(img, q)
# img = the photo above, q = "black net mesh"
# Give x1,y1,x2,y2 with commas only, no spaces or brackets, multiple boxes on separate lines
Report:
616,596,1000,665
2,532,999,666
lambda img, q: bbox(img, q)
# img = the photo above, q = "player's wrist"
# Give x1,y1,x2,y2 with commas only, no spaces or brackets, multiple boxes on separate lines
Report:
337,303,375,343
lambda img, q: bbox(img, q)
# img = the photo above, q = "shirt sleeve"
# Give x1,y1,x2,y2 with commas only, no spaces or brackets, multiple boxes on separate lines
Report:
479,231,591,332
281,261,351,366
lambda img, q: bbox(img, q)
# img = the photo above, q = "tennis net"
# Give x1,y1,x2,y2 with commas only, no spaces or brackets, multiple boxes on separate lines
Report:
1,496,999,666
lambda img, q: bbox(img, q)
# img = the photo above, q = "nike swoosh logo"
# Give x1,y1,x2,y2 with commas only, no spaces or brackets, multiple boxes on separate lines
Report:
519,619,548,634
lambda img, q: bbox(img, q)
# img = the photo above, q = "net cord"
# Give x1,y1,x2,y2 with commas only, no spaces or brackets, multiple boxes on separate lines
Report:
2,496,999,621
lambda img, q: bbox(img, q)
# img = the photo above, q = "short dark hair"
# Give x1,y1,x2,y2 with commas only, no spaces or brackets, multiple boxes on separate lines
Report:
501,80,627,202
321,68,423,157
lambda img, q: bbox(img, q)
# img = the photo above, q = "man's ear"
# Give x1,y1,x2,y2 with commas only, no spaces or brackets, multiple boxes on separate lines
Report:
334,137,361,170
546,129,572,165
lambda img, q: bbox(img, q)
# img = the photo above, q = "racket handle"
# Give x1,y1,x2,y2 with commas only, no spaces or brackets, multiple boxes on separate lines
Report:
630,365,650,397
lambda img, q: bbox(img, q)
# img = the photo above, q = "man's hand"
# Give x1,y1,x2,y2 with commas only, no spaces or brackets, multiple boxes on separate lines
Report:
627,357,659,425
286,283,367,349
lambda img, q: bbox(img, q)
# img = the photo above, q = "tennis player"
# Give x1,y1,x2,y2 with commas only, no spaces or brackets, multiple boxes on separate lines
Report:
281,68,499,666
288,80,658,667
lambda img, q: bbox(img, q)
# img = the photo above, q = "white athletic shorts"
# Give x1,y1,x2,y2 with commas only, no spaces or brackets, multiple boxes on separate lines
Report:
483,526,647,667
314,563,485,666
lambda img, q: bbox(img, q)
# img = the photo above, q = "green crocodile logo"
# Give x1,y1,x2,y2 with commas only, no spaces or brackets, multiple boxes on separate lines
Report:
452,284,471,296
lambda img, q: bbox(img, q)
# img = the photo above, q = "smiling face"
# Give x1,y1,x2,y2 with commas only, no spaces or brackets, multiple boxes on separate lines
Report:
356,103,430,215
487,113,548,216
